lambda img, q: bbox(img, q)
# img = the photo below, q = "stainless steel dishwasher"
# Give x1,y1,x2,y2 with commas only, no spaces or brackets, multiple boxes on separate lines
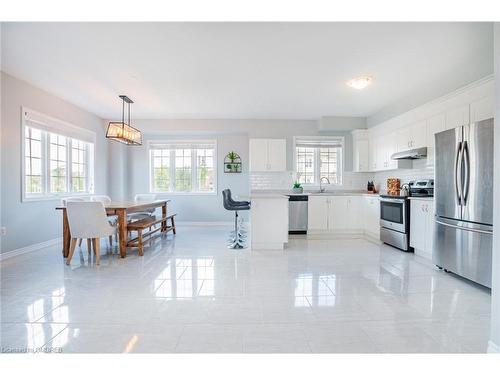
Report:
288,195,308,234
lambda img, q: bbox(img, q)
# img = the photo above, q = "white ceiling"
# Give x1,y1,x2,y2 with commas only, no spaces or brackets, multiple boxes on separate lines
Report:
1,22,493,120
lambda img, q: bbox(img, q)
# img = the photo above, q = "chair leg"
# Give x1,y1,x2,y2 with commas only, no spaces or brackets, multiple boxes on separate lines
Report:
108,235,113,248
138,229,144,256
93,238,100,265
78,238,83,247
171,216,176,235
66,238,78,265
87,239,92,257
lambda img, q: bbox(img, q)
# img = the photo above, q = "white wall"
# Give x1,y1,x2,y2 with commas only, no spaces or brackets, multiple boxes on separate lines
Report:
122,118,364,222
489,22,500,353
127,131,250,222
0,72,109,254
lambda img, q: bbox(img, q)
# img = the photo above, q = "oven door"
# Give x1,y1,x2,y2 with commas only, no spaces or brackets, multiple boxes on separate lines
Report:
380,198,407,233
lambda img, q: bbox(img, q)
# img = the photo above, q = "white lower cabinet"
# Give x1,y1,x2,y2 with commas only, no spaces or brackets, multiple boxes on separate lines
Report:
363,196,380,240
409,199,435,259
308,196,330,231
329,196,363,232
308,195,376,238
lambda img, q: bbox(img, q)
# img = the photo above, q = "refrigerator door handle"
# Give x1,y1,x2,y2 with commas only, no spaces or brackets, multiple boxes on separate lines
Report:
462,140,470,205
454,141,463,206
435,219,493,235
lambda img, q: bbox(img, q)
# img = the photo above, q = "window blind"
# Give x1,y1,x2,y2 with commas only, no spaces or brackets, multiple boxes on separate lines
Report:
23,108,96,144
149,140,216,150
295,137,343,148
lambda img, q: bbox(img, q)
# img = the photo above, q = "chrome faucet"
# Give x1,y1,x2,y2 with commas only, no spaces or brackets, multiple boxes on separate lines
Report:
320,177,330,193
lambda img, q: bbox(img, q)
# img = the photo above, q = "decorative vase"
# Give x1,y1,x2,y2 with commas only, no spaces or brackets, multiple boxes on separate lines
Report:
292,187,303,194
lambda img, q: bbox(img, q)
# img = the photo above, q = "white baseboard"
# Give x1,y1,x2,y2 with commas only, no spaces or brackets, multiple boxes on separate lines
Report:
176,221,233,226
487,340,500,353
0,237,62,262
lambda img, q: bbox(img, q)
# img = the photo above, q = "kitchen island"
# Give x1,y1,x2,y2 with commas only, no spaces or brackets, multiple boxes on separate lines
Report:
250,193,289,250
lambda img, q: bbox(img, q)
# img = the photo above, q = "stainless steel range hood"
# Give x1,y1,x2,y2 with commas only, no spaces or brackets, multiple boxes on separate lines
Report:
391,147,427,160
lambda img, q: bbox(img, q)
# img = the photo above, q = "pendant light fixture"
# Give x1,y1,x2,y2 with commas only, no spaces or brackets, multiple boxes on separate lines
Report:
106,95,142,145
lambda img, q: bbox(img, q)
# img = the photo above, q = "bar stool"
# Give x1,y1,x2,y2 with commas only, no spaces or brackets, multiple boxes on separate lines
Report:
222,189,250,249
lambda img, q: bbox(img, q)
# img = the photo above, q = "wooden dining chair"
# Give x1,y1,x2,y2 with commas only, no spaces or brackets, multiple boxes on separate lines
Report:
65,202,116,266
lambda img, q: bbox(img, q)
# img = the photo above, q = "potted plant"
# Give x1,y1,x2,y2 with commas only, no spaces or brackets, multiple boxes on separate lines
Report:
227,151,238,163
292,181,303,194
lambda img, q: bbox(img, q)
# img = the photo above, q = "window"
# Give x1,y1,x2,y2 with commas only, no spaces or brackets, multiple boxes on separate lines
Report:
294,137,343,185
22,109,95,200
150,140,217,194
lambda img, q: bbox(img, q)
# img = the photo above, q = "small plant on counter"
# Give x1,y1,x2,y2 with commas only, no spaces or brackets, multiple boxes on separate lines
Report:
292,181,303,194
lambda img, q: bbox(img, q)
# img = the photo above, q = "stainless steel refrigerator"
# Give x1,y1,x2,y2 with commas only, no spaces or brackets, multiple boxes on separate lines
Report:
433,118,494,288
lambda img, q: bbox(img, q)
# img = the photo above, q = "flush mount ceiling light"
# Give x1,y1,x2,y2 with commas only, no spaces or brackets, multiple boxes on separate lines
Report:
106,95,142,145
346,76,373,90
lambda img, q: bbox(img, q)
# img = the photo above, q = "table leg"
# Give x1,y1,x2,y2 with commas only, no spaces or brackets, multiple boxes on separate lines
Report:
62,210,71,258
161,203,167,232
117,209,127,258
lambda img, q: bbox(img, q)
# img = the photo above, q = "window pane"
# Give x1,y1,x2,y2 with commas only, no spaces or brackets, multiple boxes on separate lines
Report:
175,149,192,191
71,138,88,192
25,127,44,195
319,147,341,184
152,149,170,192
150,143,216,193
197,149,214,192
49,134,67,193
296,147,315,184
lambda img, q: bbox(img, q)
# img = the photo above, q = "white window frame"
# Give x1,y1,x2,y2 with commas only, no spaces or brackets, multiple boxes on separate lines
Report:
148,139,218,195
21,107,96,202
293,136,344,187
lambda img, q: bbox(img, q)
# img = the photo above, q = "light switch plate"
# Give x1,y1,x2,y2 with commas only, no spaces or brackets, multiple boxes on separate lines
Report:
0,227,6,236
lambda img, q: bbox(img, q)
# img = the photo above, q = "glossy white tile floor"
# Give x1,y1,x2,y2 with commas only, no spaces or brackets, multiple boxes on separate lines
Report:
0,226,492,353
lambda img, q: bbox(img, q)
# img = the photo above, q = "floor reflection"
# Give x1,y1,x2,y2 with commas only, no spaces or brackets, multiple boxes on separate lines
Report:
295,274,336,307
154,257,215,300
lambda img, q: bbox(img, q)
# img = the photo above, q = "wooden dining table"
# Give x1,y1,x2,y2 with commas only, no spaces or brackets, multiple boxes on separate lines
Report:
56,199,170,258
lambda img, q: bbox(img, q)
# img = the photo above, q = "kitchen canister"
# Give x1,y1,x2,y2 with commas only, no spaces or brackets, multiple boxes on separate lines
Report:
387,178,401,195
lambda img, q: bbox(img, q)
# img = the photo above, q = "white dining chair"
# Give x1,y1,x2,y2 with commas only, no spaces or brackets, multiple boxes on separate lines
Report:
90,195,112,204
61,197,85,206
61,197,86,248
91,195,117,247
65,202,116,266
128,194,157,221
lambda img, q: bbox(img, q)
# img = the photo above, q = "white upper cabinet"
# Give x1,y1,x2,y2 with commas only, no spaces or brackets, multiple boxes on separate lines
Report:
445,104,470,130
368,132,410,172
351,130,369,172
470,96,494,123
249,138,286,172
397,121,427,151
396,127,412,151
411,121,427,149
426,113,446,166
369,136,378,172
267,139,287,171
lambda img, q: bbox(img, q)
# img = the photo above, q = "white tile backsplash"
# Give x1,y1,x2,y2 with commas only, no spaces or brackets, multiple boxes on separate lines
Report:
250,171,372,191
373,159,434,193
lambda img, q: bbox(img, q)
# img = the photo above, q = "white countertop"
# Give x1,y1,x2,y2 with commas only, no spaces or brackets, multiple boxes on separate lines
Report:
251,189,379,197
248,193,290,199
408,196,434,201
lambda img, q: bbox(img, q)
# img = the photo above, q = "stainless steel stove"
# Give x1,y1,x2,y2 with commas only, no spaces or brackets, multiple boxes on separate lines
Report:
379,179,434,251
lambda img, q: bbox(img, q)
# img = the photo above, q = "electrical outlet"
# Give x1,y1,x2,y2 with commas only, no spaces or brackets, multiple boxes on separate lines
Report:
0,227,6,236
